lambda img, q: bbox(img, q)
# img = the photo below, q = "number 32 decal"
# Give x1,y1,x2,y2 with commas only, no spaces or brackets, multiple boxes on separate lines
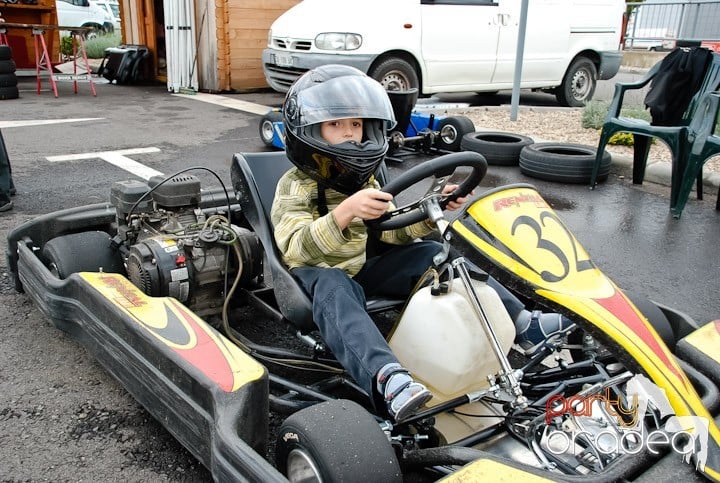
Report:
511,211,594,283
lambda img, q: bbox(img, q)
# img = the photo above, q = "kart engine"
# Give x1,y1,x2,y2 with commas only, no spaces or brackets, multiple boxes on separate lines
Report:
110,175,262,317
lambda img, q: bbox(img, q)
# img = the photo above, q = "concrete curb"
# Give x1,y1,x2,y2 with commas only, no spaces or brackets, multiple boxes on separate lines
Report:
608,152,720,190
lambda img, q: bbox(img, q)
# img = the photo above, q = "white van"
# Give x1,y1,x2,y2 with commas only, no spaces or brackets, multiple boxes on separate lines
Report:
91,0,121,31
55,0,115,37
262,0,625,107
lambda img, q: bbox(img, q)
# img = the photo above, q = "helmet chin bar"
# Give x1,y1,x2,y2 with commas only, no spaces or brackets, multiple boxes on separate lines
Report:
425,196,529,411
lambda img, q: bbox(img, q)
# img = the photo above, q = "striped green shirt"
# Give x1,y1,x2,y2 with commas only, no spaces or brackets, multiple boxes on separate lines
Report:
271,167,433,277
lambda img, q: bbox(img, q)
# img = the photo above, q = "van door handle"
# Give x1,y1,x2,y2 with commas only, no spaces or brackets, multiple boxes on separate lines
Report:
499,13,510,26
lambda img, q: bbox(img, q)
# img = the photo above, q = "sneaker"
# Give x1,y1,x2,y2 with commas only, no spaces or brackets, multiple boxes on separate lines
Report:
377,363,433,422
0,199,12,212
514,309,574,353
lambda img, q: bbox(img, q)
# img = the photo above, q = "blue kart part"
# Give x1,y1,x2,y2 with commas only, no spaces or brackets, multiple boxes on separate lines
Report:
258,89,476,157
258,110,452,151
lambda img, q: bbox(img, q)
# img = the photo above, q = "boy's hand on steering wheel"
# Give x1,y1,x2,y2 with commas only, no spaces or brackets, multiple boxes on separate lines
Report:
334,188,393,228
443,184,473,211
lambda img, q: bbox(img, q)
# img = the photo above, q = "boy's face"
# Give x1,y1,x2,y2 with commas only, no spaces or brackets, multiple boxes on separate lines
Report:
320,118,364,145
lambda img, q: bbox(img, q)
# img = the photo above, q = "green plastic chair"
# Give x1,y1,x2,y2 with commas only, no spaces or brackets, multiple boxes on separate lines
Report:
678,91,720,215
590,50,720,218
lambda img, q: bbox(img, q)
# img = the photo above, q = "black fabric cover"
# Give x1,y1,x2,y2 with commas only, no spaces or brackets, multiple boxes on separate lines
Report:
644,47,714,126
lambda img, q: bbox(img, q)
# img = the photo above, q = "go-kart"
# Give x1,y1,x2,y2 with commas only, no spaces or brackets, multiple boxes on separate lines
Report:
258,89,476,162
6,150,720,482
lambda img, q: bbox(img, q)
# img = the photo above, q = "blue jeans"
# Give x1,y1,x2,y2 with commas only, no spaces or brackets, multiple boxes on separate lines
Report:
291,240,526,398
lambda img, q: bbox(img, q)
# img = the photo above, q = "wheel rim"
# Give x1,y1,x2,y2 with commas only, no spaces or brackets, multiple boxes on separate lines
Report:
261,120,275,143
380,70,411,91
439,124,459,145
571,67,592,102
286,448,323,483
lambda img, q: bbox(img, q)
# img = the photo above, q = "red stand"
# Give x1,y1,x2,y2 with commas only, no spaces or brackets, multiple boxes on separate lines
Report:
32,26,58,97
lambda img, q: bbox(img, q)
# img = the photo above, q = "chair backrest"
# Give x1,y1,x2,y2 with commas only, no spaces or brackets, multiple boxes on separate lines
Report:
684,52,720,124
231,151,316,331
644,48,720,127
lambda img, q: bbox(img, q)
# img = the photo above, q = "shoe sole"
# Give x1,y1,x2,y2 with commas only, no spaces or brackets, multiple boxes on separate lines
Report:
392,389,433,423
0,200,13,212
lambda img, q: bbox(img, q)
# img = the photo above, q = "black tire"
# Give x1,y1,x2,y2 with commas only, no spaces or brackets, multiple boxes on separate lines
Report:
42,231,125,279
258,110,284,147
434,116,476,151
0,45,12,61
556,57,597,107
276,399,402,483
519,142,611,184
0,60,17,75
624,290,676,351
0,85,19,100
0,73,18,88
460,131,534,166
368,57,419,92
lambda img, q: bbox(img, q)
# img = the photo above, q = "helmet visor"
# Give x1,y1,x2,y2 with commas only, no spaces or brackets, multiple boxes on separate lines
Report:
294,76,396,129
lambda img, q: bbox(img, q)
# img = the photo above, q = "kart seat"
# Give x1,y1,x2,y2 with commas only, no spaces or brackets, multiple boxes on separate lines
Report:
230,151,403,332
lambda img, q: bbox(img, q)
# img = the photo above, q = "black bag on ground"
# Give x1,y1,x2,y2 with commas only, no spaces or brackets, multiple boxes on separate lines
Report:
644,46,714,126
99,45,150,85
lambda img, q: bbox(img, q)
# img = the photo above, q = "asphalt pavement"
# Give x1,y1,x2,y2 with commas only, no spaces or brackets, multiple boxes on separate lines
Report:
0,75,718,482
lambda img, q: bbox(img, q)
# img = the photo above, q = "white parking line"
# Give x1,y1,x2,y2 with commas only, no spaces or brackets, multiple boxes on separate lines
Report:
47,147,163,180
0,118,105,129
172,92,272,115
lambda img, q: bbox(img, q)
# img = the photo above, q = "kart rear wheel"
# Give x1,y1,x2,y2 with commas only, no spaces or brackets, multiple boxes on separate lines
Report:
434,116,476,151
43,231,125,279
259,110,283,147
276,399,402,483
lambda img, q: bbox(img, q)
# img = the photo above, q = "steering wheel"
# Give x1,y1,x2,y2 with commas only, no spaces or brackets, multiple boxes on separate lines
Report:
366,151,487,231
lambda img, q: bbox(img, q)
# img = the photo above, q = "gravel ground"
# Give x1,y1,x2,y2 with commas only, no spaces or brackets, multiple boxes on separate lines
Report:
441,107,720,174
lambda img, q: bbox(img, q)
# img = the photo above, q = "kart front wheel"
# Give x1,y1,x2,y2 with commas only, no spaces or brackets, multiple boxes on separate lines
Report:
259,110,283,148
276,399,402,483
43,231,125,279
434,116,476,151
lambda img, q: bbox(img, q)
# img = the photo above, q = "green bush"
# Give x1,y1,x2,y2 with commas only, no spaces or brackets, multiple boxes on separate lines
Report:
82,32,121,59
581,100,610,129
581,100,655,146
581,100,652,130
608,132,635,146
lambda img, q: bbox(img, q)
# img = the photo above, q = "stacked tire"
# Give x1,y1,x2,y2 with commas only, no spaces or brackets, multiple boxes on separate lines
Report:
460,131,534,166
0,45,20,101
519,143,611,184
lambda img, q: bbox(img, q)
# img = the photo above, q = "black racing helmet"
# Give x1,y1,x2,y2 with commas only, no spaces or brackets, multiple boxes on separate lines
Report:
283,65,396,195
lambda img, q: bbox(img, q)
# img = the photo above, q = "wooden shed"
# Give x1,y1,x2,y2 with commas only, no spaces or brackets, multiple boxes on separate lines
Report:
0,0,59,70
119,0,300,92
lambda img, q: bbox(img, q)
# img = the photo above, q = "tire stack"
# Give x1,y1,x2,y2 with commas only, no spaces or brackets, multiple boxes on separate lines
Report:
0,45,20,101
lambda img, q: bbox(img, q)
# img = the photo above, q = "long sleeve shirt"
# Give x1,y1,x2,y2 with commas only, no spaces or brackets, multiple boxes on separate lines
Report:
271,167,433,277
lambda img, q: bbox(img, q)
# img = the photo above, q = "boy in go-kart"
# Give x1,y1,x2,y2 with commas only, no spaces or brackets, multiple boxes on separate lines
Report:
271,65,571,422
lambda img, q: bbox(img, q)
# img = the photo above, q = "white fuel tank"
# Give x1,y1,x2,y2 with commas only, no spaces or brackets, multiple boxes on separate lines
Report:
388,278,516,402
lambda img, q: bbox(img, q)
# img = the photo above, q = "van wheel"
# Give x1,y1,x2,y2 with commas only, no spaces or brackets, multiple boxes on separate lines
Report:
434,116,475,151
556,57,597,107
369,57,419,92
